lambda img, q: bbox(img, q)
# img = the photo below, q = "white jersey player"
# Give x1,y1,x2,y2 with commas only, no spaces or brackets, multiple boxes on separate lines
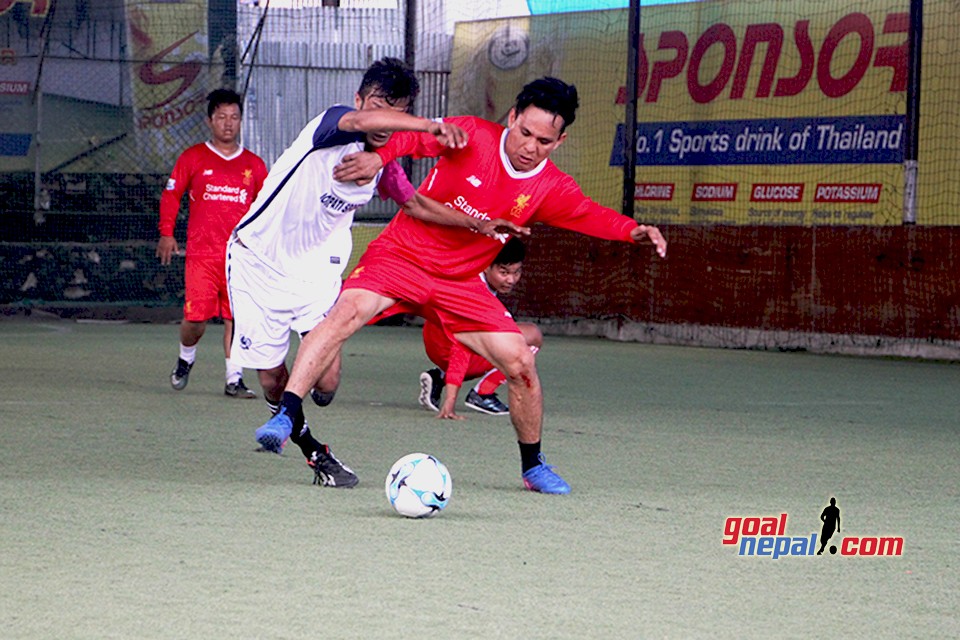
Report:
226,57,471,486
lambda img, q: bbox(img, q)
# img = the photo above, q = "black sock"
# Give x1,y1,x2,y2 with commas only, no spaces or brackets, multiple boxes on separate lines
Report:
279,391,303,420
279,392,325,459
290,424,324,460
519,441,542,473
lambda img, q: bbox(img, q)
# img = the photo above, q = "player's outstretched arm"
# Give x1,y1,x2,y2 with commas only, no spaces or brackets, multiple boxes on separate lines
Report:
373,158,531,238
629,224,668,258
403,193,531,238
337,110,467,149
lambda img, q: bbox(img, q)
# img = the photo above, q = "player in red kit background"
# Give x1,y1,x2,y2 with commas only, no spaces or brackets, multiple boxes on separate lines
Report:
157,88,268,398
258,77,666,494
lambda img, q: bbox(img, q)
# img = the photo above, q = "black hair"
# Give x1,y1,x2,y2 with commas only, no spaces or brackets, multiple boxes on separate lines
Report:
513,77,579,132
358,57,420,112
492,237,526,266
207,88,243,118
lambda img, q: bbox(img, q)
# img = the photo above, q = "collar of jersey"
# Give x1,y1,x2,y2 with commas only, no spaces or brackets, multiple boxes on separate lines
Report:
205,140,245,161
499,129,548,179
479,270,497,296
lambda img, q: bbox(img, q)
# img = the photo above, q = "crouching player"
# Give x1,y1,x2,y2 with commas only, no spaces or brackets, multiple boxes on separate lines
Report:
418,238,542,419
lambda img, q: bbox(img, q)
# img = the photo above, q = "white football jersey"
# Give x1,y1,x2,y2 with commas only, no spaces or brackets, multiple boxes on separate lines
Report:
233,105,382,283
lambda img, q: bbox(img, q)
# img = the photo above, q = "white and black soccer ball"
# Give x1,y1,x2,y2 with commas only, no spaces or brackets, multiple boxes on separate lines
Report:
385,453,452,518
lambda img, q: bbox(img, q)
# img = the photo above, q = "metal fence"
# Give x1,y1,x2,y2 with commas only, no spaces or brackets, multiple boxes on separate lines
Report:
0,0,451,245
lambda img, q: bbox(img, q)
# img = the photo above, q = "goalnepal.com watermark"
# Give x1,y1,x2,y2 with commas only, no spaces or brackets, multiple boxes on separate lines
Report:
722,498,903,559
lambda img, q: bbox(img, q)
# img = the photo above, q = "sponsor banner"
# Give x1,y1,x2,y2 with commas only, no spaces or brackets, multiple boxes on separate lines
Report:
693,183,737,201
0,1,49,17
449,0,945,225
0,44,34,167
610,115,904,166
634,183,674,201
124,0,213,173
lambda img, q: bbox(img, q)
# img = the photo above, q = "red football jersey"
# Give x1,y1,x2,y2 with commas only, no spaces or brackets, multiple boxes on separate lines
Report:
372,115,638,279
159,142,267,259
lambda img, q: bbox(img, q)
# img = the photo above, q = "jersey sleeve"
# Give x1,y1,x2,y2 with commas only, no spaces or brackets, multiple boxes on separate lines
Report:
444,339,473,388
535,174,639,243
374,116,473,165
312,105,366,149
158,149,192,236
250,154,269,200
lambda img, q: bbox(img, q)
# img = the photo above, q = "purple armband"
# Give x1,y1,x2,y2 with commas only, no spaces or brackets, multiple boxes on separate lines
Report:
377,160,417,205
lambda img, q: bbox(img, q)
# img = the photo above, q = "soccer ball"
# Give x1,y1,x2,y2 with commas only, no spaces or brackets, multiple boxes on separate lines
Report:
385,453,452,518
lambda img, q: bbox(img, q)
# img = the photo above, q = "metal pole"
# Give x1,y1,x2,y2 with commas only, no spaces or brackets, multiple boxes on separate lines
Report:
622,0,641,217
32,0,58,215
405,0,417,77
902,0,922,225
402,0,417,179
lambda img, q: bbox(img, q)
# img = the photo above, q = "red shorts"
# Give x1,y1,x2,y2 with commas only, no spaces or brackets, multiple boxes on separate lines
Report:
345,246,520,335
184,255,231,322
422,319,493,381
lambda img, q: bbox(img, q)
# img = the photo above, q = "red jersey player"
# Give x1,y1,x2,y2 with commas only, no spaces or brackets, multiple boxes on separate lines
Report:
157,89,267,398
258,77,666,494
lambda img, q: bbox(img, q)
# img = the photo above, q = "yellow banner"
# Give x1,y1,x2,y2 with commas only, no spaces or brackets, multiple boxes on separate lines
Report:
450,0,957,226
125,0,214,173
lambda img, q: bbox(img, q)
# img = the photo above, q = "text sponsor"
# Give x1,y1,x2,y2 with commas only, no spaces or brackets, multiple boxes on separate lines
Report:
814,183,882,203
615,11,907,105
747,208,806,222
723,507,904,559
319,191,360,213
634,183,675,201
611,115,904,167
0,80,29,95
692,183,737,201
449,194,492,221
751,183,804,202
204,184,248,205
723,514,816,559
137,93,206,131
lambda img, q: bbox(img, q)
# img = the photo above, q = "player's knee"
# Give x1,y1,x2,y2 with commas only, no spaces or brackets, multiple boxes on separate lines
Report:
502,347,537,382
329,294,376,335
311,389,336,407
520,323,543,349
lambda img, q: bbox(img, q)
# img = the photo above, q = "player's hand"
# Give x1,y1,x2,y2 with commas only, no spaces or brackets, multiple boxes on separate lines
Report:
476,218,531,239
436,403,465,420
156,236,179,265
333,151,383,183
427,121,468,149
631,224,667,258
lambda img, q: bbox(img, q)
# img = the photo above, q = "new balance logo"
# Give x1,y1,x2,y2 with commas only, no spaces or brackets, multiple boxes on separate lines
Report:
203,169,213,176
466,175,482,187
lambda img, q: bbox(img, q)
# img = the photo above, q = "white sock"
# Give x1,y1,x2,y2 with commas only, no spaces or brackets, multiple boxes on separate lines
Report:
226,359,243,385
179,343,197,364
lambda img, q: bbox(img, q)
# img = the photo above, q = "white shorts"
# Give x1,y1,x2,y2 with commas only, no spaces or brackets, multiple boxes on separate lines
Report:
227,239,341,370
